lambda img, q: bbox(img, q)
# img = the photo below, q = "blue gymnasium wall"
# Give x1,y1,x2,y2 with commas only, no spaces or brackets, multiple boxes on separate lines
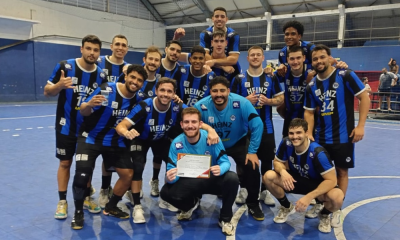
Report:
238,45,400,73
0,38,144,102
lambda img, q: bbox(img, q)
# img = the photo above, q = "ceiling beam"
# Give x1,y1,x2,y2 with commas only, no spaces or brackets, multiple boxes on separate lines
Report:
161,4,198,18
258,0,274,15
192,0,212,19
139,0,165,23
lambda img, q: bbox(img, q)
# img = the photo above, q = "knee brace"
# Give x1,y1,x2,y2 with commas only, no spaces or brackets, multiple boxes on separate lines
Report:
72,167,92,200
132,160,145,181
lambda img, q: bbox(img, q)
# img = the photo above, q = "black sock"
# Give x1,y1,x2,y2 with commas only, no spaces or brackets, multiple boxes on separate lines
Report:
277,195,291,208
75,200,84,212
320,207,332,215
261,185,266,192
85,187,91,198
316,199,323,204
101,175,112,189
107,194,122,208
152,168,160,181
132,192,141,206
59,191,67,201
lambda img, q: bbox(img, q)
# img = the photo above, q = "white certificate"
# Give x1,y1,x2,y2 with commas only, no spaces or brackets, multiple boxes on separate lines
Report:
176,153,211,178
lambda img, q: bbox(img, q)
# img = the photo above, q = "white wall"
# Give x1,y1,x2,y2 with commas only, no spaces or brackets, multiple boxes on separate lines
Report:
0,0,166,49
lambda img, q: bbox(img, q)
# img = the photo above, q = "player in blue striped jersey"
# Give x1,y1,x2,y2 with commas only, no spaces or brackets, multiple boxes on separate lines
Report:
44,35,107,221
69,65,148,229
139,46,163,98
160,107,238,236
176,46,216,107
194,76,265,221
232,46,284,206
263,118,344,233
303,45,370,223
157,40,183,80
97,35,129,83
116,78,219,223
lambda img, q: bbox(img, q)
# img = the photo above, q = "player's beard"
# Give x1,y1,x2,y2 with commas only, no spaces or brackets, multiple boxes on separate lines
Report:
83,55,96,65
125,81,138,93
212,96,227,106
145,64,157,73
184,127,200,139
314,64,329,74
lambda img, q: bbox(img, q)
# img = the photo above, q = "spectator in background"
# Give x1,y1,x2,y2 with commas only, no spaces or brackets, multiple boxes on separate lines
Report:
388,58,400,83
378,68,398,111
362,77,372,95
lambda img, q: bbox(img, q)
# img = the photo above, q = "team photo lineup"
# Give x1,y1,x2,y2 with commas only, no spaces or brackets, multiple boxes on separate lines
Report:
44,6,370,237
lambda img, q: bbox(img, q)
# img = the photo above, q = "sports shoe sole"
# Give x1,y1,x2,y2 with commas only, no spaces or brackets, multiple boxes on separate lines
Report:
102,210,129,219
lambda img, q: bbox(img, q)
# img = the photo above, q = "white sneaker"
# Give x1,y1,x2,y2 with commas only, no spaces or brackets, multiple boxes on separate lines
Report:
83,197,101,213
133,204,146,223
305,203,324,218
273,203,295,223
318,213,332,233
310,199,316,205
219,220,235,236
124,190,134,205
98,186,113,208
235,188,248,204
149,179,160,197
177,199,199,221
330,210,343,228
260,190,275,206
54,200,68,219
159,197,179,212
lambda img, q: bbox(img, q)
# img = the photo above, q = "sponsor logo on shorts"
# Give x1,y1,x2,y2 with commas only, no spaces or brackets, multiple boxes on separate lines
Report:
137,145,142,151
130,145,136,151
76,154,88,161
346,157,351,162
59,117,66,126
56,148,66,155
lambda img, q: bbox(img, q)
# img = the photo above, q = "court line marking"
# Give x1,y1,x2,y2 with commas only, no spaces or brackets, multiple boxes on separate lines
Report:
349,176,400,179
334,195,400,240
365,126,400,130
227,204,247,240
0,115,55,120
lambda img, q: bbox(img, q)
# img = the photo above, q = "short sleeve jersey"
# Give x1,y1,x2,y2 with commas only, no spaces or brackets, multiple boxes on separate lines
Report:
97,56,128,83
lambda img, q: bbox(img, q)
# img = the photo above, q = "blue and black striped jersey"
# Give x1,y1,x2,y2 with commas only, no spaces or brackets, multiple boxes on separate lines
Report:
212,62,242,87
278,41,315,68
140,74,161,98
304,69,365,144
48,59,107,137
125,98,187,141
232,71,284,134
157,61,182,80
276,137,334,181
79,82,146,147
97,56,127,83
200,26,240,56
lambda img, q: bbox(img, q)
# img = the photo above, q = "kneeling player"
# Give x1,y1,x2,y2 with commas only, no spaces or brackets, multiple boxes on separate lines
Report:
263,118,344,233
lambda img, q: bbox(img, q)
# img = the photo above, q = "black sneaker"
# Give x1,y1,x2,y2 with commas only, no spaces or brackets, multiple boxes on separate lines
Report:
71,211,84,230
103,206,129,219
248,203,264,221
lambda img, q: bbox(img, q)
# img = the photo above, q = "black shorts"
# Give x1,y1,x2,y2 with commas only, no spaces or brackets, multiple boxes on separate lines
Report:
284,171,322,195
378,89,391,97
130,138,170,164
225,136,249,167
75,138,132,171
321,142,355,169
55,131,77,160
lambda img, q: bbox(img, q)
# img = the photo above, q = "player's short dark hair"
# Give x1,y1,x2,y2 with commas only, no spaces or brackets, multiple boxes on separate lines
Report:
288,118,308,132
156,77,177,91
166,40,182,49
247,46,264,55
126,64,148,80
209,76,230,89
311,44,331,56
391,59,397,64
190,45,206,56
212,30,226,39
362,77,368,81
213,7,227,16
283,21,304,36
287,45,305,58
181,107,201,121
144,46,162,59
112,34,128,44
82,35,102,48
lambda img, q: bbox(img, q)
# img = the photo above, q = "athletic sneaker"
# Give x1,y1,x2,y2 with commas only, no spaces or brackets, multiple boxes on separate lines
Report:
149,179,160,197
103,206,129,219
305,203,324,218
310,199,316,205
90,185,96,196
83,197,101,213
248,203,265,221
273,203,295,223
259,190,275,206
140,189,143,199
235,188,248,204
98,186,113,208
177,199,199,221
124,190,143,205
318,212,332,233
159,197,179,212
219,220,235,236
71,211,84,230
330,210,343,228
54,200,68,219
133,205,146,223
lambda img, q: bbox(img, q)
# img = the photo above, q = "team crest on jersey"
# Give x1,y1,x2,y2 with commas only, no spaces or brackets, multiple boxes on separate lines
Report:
286,140,292,146
303,80,307,86
181,68,187,74
169,119,173,124
304,164,309,170
309,152,314,158
100,72,106,79
97,57,102,63
339,70,345,76
93,82,98,89
286,79,290,85
209,74,214,80
103,69,108,75
279,52,284,57
148,119,154,125
200,104,208,111
204,151,210,155
72,77,78,85
173,105,180,112
59,117,66,126
65,63,72,70
148,91,153,96
233,101,240,108
346,157,351,162
264,82,269,87
315,89,321,96
289,156,294,163
208,116,214,123
145,106,150,112
203,85,208,91
303,47,308,52
245,82,250,88
175,142,183,149
111,101,118,109
333,82,339,89
184,81,190,87
230,115,236,121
